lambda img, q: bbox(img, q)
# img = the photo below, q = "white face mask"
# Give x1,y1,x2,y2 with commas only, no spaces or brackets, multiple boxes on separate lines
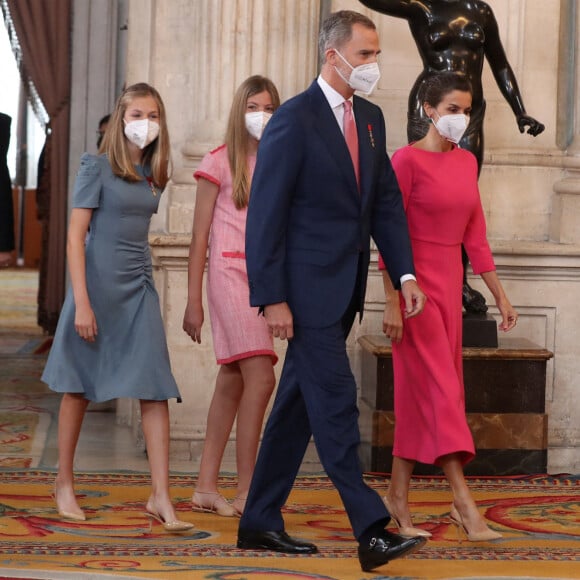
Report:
433,112,469,144
245,111,272,141
124,119,160,149
334,49,381,95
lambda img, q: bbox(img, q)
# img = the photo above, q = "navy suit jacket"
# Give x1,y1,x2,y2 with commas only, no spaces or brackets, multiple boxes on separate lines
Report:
246,81,415,328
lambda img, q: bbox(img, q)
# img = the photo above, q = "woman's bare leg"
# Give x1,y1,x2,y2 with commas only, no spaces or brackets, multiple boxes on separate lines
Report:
141,399,180,522
233,355,275,508
194,364,243,495
54,393,90,516
384,455,416,528
441,453,493,533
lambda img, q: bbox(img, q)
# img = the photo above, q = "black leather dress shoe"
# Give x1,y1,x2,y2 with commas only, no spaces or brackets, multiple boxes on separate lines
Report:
237,529,318,554
358,530,426,572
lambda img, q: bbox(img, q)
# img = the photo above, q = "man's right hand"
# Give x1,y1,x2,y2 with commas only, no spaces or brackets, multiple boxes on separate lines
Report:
264,302,294,340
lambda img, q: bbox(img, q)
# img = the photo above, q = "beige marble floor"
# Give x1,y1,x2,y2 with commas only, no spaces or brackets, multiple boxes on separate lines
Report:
40,401,323,475
41,404,164,472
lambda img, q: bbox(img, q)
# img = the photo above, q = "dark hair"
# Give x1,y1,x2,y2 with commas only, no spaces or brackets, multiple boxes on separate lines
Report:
96,114,111,148
98,114,111,128
421,72,473,107
319,10,376,62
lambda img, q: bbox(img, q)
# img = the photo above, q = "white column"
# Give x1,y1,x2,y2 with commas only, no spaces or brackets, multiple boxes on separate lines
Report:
69,0,124,192
551,0,580,244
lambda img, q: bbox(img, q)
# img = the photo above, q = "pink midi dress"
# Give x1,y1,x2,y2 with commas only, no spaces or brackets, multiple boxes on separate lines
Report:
380,144,495,466
194,145,277,365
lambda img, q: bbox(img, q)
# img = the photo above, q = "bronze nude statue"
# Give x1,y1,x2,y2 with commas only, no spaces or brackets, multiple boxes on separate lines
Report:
359,0,545,313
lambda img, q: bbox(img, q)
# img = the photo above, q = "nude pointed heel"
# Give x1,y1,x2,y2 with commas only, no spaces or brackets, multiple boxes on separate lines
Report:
191,491,237,518
56,505,86,521
449,504,502,542
232,495,247,516
53,485,86,521
383,496,432,538
145,509,195,533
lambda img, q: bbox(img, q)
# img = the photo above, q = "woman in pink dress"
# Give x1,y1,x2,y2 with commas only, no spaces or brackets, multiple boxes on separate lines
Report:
183,76,280,517
379,72,518,541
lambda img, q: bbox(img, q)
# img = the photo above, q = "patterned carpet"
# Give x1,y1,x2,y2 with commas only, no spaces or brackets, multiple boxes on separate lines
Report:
1,270,579,579
0,268,47,359
0,268,40,332
0,355,54,469
0,269,51,470
0,470,579,579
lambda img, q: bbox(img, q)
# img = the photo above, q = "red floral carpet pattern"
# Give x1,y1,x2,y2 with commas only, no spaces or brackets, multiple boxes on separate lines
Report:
0,471,578,579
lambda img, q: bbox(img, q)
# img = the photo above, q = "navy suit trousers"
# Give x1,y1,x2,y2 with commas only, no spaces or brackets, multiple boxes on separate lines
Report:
239,271,390,540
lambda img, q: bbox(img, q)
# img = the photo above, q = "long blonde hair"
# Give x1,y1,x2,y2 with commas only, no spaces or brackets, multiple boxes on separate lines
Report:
226,76,280,209
99,83,171,189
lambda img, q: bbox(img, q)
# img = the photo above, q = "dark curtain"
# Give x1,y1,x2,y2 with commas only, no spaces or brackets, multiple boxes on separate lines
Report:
1,0,71,334
0,113,14,254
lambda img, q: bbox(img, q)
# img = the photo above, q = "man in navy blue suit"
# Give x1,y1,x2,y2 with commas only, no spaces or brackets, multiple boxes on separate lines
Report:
238,10,427,573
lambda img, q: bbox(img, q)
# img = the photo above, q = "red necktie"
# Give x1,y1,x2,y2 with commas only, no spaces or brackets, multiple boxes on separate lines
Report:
343,100,360,188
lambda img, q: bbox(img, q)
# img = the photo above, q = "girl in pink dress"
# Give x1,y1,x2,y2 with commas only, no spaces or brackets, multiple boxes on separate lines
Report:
183,76,280,517
379,72,518,541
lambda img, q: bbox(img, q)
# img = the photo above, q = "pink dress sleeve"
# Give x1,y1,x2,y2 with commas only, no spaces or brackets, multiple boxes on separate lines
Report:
456,150,495,274
463,195,495,274
193,145,226,186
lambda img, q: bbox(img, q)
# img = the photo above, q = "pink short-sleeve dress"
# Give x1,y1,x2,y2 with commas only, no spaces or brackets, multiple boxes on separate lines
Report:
194,145,277,365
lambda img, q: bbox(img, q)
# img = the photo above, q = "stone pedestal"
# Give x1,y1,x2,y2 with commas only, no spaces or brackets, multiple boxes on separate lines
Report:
358,334,553,476
462,313,499,348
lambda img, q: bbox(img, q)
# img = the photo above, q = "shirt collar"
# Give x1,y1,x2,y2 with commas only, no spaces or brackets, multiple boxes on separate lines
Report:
317,75,352,110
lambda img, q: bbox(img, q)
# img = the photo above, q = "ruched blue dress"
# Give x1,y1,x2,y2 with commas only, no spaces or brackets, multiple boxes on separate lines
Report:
42,153,181,403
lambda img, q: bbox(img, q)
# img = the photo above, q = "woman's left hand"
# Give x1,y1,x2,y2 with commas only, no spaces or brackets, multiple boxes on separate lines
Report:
497,299,518,332
479,271,518,333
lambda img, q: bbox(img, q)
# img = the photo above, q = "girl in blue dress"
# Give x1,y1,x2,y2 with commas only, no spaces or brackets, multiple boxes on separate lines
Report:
42,83,192,532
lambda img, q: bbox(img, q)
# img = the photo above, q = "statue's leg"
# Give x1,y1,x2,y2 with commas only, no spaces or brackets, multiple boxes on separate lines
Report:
461,245,488,314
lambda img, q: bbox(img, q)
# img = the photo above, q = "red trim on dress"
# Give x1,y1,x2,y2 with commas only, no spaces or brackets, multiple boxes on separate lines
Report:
194,170,220,186
221,251,246,259
210,143,227,154
217,349,278,366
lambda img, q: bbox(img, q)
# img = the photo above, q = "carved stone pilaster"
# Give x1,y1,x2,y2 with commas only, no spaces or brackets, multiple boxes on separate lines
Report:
552,173,580,244
168,0,321,233
552,0,580,244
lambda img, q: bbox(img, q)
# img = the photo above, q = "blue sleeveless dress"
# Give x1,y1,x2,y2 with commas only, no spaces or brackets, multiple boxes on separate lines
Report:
42,153,181,403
